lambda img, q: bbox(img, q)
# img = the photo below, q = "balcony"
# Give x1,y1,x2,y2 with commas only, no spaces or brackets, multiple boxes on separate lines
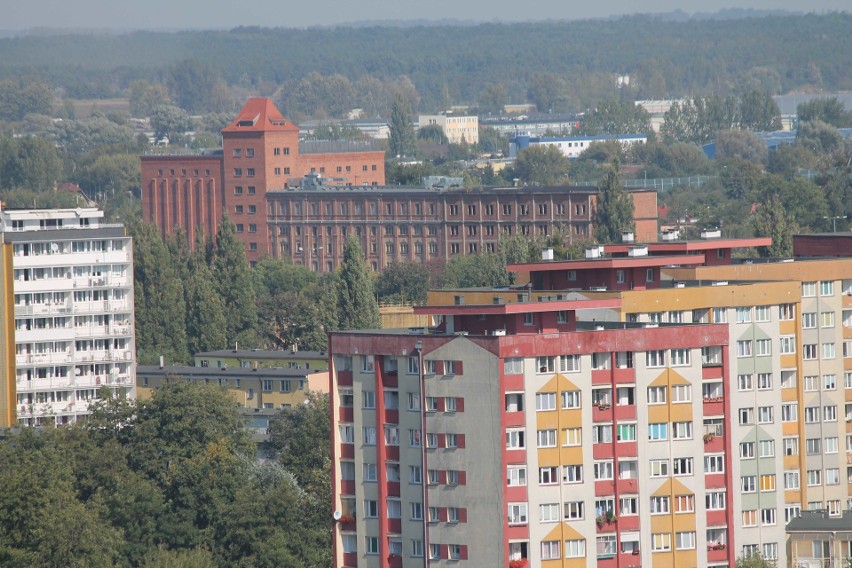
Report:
592,403,614,423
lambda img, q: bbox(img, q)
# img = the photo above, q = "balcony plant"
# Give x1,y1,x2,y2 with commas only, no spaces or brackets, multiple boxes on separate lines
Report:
338,514,355,524
596,515,606,528
703,433,714,443
605,510,617,524
509,560,528,568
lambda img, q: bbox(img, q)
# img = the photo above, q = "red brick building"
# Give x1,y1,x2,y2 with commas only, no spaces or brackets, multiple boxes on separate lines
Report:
141,98,386,263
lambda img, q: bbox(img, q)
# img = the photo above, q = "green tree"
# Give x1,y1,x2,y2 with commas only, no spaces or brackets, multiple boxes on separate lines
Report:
337,236,380,330
388,96,417,159
527,73,570,113
797,97,852,128
738,89,781,131
150,104,195,141
442,253,510,288
267,392,331,485
752,194,797,257
735,553,775,568
129,80,171,118
478,126,508,156
417,124,448,144
593,161,635,244
212,216,258,348
185,247,228,356
478,83,508,115
514,145,570,185
714,129,769,163
131,222,189,364
168,59,219,114
0,79,54,121
142,546,215,568
376,260,430,304
579,99,651,136
0,136,63,192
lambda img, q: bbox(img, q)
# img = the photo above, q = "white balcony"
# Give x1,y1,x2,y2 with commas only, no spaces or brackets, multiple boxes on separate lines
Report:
16,327,72,343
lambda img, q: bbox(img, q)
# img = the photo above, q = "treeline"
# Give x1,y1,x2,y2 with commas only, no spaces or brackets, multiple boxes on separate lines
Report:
0,381,333,567
0,13,850,113
132,224,382,364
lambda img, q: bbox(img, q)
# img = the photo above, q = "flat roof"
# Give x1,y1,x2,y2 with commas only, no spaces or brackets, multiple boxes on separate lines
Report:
509,254,706,272
137,365,317,378
604,237,771,254
414,297,621,316
195,349,327,360
787,510,852,532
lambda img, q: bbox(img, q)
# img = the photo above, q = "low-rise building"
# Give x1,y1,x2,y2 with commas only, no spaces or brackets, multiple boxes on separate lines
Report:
194,349,329,371
510,134,648,160
418,114,479,145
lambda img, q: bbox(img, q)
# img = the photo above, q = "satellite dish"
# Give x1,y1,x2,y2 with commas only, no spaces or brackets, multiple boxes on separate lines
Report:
50,243,59,253
332,510,342,521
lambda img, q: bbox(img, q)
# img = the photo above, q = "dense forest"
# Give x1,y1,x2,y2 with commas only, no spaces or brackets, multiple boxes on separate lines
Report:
0,13,850,113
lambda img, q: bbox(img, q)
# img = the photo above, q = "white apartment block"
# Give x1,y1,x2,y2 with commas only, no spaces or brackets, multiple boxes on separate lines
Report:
2,207,136,425
418,115,479,145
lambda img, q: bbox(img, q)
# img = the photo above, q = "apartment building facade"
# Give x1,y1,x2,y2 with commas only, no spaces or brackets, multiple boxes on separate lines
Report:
330,287,737,567
1,207,135,426
418,115,479,145
267,185,658,273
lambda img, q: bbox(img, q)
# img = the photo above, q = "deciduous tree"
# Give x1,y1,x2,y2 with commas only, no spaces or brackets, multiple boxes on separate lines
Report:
593,160,635,244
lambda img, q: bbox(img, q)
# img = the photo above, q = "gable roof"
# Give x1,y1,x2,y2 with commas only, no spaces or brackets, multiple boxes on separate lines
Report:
222,98,299,134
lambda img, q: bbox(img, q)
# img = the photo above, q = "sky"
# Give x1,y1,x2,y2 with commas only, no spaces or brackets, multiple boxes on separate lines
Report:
0,0,848,31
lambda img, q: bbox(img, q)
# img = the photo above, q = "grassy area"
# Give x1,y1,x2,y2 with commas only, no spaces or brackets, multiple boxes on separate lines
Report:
71,98,130,118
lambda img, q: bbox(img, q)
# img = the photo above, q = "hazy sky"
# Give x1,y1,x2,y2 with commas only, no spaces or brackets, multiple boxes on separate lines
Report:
1,0,848,31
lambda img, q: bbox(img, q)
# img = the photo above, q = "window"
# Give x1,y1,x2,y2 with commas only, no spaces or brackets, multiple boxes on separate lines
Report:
740,442,755,459
736,307,752,323
738,374,754,390
428,544,440,560
646,350,665,367
739,408,754,425
670,349,691,367
755,305,770,321
407,392,420,410
620,496,638,516
675,495,695,514
617,423,637,442
676,531,696,550
672,421,692,440
737,340,752,357
506,429,525,449
650,459,669,477
541,541,560,560
505,393,523,412
713,307,728,323
563,501,584,520
563,465,583,483
508,503,528,525
536,392,556,411
784,470,800,489
648,423,668,441
363,463,377,482
823,343,836,359
507,466,526,486
780,303,795,320
804,344,818,360
594,461,614,480
763,543,778,561
593,425,612,444
805,407,820,424
824,405,838,422
803,312,817,328
802,282,816,297
759,439,775,457
408,429,421,447
652,533,671,552
805,375,819,391
365,536,379,555
820,280,834,296
564,427,582,446
742,510,757,527
825,437,839,454
760,474,776,492
364,500,379,518
540,503,560,523
780,336,796,354
363,427,376,445
565,539,586,558
758,406,773,424
671,385,691,403
755,339,771,356
597,535,617,557
672,457,693,476
537,429,557,448
784,437,799,456
741,476,757,493
760,508,776,526
561,390,581,409
821,311,836,328
647,386,667,404
503,357,523,374
539,467,559,485
536,356,556,373
706,491,726,510
650,496,670,514
704,454,724,473
807,469,822,486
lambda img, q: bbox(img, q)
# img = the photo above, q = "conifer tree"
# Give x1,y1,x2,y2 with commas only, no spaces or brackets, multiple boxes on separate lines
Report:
337,237,380,330
752,193,797,258
131,222,189,364
185,245,228,356
388,96,417,159
212,215,257,347
593,160,635,244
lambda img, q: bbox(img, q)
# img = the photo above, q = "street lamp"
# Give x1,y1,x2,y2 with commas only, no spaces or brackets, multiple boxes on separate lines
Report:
823,216,845,233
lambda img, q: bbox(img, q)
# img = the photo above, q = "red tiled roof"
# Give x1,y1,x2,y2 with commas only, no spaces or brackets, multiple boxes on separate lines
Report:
221,98,299,133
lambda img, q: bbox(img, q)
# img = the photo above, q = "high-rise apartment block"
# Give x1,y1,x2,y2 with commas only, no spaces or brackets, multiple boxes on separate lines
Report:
329,235,852,568
1,207,135,426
